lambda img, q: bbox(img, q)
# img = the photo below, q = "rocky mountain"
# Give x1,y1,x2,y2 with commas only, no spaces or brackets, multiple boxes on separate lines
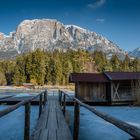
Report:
129,47,140,58
0,19,126,59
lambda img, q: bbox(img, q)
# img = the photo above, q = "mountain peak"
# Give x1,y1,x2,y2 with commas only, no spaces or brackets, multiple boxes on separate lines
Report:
65,25,88,32
0,18,126,59
129,47,140,58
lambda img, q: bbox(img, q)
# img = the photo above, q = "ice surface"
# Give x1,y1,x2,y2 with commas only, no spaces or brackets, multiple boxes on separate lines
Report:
0,90,140,140
67,106,140,140
0,106,38,140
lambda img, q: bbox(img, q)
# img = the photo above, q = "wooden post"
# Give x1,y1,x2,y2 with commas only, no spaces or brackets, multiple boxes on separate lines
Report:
60,90,62,106
39,94,43,118
46,90,48,102
24,102,30,140
58,90,61,104
63,93,66,116
44,90,47,105
59,91,62,106
73,101,80,140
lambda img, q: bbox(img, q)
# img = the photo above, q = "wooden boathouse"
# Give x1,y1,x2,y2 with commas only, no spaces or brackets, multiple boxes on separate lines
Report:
69,72,140,104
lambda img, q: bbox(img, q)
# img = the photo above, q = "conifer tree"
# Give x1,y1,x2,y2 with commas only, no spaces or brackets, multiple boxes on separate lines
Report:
132,57,140,72
0,70,7,85
13,56,26,85
110,55,121,71
121,55,131,71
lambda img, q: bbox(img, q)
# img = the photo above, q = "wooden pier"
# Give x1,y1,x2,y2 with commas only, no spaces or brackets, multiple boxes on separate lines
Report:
31,95,72,140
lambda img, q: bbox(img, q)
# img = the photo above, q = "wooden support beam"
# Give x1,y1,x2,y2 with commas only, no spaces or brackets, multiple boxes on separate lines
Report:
73,101,80,140
39,94,43,118
24,103,31,140
63,93,66,116
113,82,120,100
43,90,47,105
58,90,61,105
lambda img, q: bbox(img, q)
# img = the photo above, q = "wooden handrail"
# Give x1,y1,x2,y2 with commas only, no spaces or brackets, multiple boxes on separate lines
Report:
0,95,14,101
0,92,42,117
59,90,140,140
0,90,48,140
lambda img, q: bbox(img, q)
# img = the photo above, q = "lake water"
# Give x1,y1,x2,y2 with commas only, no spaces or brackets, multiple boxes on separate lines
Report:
0,91,140,140
0,105,38,140
67,106,140,140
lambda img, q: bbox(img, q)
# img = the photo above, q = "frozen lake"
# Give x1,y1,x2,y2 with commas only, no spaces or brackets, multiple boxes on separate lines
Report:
67,106,140,140
0,106,140,140
0,90,140,140
0,105,38,140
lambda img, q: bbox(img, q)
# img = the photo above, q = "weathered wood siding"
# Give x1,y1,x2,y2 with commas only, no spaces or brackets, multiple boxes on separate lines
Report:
76,82,107,101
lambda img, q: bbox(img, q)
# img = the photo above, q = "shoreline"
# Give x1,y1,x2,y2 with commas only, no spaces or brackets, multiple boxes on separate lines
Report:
0,85,74,91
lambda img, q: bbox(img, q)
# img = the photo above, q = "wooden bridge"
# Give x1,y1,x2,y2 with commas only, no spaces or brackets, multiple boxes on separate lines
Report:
31,95,72,140
0,90,140,140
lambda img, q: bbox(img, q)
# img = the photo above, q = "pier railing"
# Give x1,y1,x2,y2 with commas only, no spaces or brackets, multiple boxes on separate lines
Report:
59,90,140,140
0,90,47,140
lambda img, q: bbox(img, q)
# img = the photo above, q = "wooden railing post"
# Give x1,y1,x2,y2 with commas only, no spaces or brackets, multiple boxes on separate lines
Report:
39,93,43,118
46,90,48,102
63,93,66,116
24,102,31,140
58,90,61,104
73,101,80,140
59,91,62,106
59,90,62,106
43,90,47,105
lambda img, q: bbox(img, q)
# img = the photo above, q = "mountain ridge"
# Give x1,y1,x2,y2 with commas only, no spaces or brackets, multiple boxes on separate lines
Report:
0,18,127,59
129,47,140,58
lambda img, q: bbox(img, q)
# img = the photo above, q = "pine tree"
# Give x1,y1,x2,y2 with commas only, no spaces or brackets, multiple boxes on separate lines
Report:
13,56,26,85
93,51,108,72
132,57,140,72
121,55,131,71
0,70,7,85
30,49,46,85
110,55,121,71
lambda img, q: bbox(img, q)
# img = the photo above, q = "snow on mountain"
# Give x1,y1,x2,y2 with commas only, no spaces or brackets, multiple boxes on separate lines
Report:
0,19,126,59
129,47,140,58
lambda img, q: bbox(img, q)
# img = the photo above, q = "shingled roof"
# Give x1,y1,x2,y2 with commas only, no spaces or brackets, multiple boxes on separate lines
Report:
104,72,140,80
69,72,140,83
69,73,109,83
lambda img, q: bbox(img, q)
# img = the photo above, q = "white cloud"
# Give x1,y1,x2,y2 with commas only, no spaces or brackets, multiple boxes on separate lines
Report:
96,18,105,22
88,0,106,9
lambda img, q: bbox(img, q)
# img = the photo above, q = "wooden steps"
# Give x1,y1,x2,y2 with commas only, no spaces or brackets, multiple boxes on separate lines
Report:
31,96,72,140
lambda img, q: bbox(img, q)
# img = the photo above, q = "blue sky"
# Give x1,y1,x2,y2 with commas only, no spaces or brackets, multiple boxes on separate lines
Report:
0,0,140,51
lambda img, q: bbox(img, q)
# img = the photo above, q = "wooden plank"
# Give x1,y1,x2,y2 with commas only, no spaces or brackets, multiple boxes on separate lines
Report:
31,105,49,140
57,129,72,140
46,101,58,129
48,129,56,140
39,129,48,140
56,104,68,129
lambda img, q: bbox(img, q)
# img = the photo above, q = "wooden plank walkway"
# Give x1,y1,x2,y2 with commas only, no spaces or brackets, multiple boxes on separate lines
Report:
31,95,72,140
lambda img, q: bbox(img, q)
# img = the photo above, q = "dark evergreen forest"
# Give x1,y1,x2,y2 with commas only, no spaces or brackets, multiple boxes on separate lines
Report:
0,49,139,86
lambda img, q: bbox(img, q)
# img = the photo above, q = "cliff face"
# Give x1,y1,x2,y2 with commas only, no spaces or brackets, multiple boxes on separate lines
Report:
0,19,126,59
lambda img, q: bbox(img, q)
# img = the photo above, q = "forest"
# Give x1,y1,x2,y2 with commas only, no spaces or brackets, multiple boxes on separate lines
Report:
0,49,139,86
